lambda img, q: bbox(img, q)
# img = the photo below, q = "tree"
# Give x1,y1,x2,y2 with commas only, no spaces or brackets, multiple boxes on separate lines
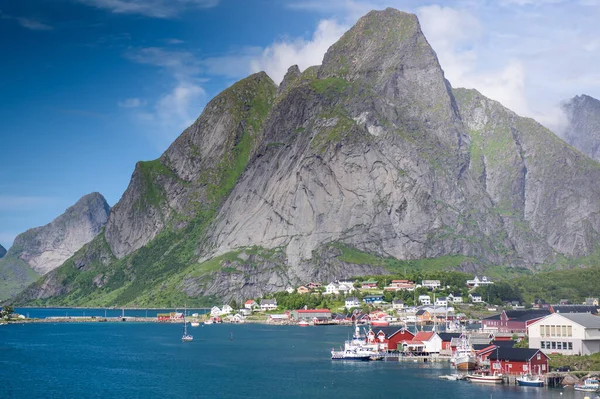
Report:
1,305,14,319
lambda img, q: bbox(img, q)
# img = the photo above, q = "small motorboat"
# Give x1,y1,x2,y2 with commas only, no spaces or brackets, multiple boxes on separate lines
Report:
467,373,503,384
298,320,310,327
516,374,544,387
574,378,599,392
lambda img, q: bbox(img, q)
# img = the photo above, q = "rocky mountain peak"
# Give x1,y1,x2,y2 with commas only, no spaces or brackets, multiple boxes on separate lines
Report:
0,244,6,259
561,94,600,162
277,65,301,96
10,192,110,275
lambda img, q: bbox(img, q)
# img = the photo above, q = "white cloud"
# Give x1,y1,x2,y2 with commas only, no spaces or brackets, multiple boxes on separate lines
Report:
249,19,348,84
16,17,53,31
76,0,219,18
118,98,145,108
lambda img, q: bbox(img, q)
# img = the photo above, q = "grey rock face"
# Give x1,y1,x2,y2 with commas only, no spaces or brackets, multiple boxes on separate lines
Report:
561,94,600,162
0,244,6,259
104,72,277,259
10,192,111,275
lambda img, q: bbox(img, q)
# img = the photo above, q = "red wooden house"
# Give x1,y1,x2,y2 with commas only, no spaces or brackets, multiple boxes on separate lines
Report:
482,310,551,333
488,347,549,375
366,327,415,351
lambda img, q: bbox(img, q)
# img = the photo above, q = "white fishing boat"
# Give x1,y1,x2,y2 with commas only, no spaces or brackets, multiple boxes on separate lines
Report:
516,374,544,387
190,322,200,327
204,319,213,325
330,347,372,361
298,320,310,327
330,323,379,361
467,372,503,384
574,378,599,392
452,334,477,370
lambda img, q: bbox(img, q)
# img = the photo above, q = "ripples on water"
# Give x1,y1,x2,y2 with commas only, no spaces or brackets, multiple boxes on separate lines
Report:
0,319,593,399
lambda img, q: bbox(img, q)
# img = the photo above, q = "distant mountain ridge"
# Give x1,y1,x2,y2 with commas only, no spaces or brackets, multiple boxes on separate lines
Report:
12,8,600,306
0,244,6,259
561,94,600,162
0,192,110,301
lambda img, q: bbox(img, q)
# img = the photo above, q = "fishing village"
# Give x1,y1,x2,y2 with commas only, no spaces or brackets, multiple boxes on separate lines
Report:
5,273,600,395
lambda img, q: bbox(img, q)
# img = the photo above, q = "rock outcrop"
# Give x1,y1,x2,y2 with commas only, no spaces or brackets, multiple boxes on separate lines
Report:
0,244,6,259
560,94,600,162
13,8,600,305
0,192,110,301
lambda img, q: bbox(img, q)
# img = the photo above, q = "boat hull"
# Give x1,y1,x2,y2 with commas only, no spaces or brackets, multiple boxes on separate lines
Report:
517,379,544,387
456,360,477,370
468,375,503,384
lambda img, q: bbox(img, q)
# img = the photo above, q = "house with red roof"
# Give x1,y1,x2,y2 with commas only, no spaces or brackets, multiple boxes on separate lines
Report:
401,331,442,354
244,300,258,310
366,327,415,351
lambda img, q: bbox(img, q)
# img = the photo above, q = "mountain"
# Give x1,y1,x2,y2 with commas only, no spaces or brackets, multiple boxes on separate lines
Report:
560,94,600,162
0,244,6,259
0,192,110,301
13,8,600,306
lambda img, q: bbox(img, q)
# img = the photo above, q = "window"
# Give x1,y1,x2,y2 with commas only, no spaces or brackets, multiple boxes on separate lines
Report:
552,342,556,349
568,342,573,350
551,325,556,336
562,325,567,337
541,341,546,349
567,326,572,337
537,354,541,360
557,342,562,350
542,364,546,371
523,365,528,371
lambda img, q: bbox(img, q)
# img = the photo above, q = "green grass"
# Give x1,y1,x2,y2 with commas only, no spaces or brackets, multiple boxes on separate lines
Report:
310,77,349,94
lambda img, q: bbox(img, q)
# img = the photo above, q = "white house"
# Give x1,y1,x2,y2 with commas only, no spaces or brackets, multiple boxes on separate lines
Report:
528,312,600,355
435,297,448,307
325,282,339,295
345,297,360,308
466,276,494,287
286,287,295,294
392,299,405,310
210,306,221,317
448,293,463,303
260,298,278,311
419,295,431,305
422,280,441,290
244,300,258,310
469,293,483,303
221,304,233,315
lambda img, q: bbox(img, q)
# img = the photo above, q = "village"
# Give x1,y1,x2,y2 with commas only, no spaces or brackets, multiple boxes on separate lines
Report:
173,274,600,388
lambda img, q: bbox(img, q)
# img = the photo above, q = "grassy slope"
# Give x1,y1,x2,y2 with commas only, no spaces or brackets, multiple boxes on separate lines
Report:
0,255,39,301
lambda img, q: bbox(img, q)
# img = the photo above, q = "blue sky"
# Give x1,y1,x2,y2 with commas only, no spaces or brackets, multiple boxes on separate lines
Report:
1,0,599,249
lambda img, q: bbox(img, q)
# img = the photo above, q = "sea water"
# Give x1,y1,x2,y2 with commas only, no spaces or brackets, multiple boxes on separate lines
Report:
0,320,592,398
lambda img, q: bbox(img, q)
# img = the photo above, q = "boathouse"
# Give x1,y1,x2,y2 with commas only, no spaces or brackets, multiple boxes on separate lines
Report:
291,309,331,322
488,347,549,375
367,327,416,351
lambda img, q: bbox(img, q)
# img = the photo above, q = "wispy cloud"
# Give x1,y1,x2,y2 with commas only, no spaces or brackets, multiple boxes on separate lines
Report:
0,13,53,31
118,98,146,108
124,47,207,143
76,0,219,18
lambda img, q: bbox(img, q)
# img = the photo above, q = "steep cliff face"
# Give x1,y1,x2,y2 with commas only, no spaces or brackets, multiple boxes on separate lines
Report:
455,89,600,260
14,8,600,306
561,94,600,162
104,73,277,259
0,192,110,301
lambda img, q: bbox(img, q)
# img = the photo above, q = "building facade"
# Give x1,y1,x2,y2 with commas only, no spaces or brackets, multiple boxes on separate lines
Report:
528,312,600,355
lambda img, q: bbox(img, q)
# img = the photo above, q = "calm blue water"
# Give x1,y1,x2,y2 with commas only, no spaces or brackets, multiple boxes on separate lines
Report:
0,321,592,399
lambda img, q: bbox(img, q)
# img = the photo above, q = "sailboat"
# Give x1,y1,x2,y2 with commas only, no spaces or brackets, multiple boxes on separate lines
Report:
181,306,193,342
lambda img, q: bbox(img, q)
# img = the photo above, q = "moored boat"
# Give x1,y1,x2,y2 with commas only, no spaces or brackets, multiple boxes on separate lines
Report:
298,320,310,327
574,378,599,392
516,374,544,387
371,320,389,327
190,322,200,327
331,348,372,361
452,334,477,370
467,373,503,384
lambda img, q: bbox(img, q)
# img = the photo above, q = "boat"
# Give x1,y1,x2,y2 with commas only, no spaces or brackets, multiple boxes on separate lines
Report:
298,320,310,327
516,374,544,387
452,334,477,370
574,378,599,392
467,373,503,384
331,348,372,361
190,322,200,327
371,320,389,327
181,306,193,342
204,319,213,325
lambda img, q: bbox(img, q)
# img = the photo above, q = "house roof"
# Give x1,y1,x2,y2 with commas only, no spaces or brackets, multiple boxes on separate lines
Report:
392,300,404,304
489,347,547,362
438,333,462,342
261,299,277,305
364,295,383,299
552,305,599,315
346,297,359,302
245,300,256,304
548,312,600,328
371,327,415,339
296,309,331,313
414,331,435,341
416,309,427,316
483,310,551,322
